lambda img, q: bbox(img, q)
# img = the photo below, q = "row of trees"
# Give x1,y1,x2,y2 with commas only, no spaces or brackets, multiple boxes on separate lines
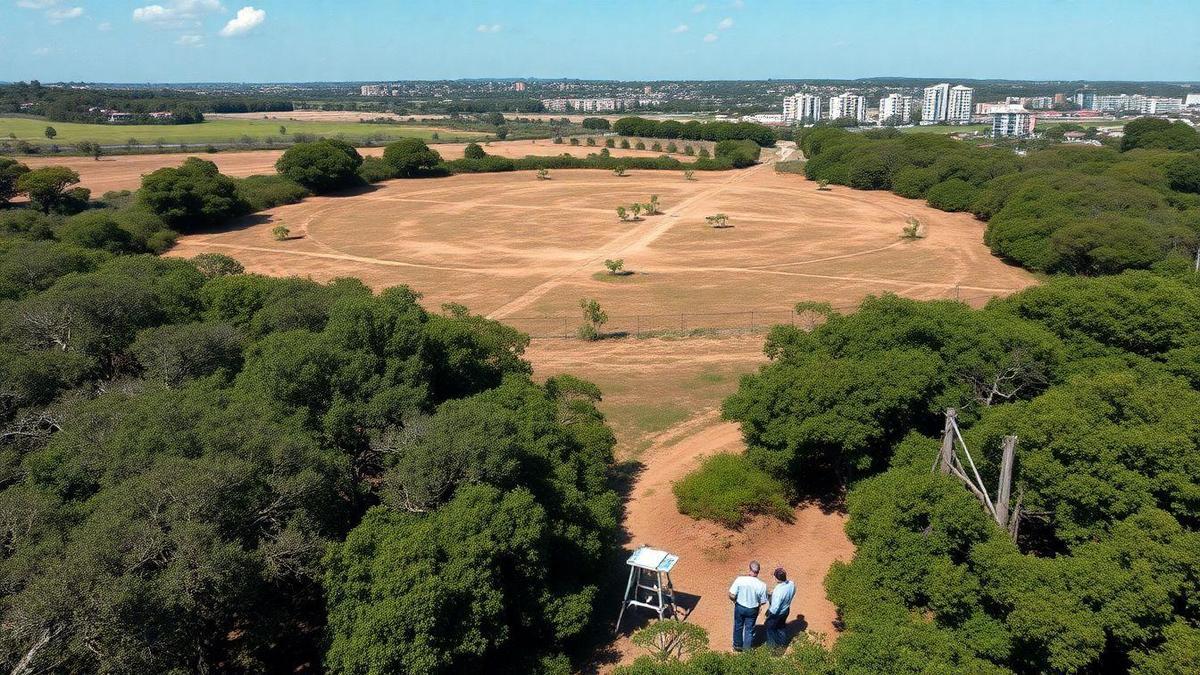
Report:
613,117,777,147
798,123,1200,274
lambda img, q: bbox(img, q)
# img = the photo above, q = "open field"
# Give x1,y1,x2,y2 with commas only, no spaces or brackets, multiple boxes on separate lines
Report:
167,159,1035,320
14,139,674,195
0,115,489,145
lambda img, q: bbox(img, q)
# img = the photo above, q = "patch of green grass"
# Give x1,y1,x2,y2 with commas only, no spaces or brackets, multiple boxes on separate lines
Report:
609,403,690,436
591,271,642,283
673,453,792,528
0,116,488,145
697,371,726,385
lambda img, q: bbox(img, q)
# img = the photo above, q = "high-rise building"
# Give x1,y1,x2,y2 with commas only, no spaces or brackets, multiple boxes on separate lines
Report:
1073,90,1097,110
877,93,913,125
922,83,950,124
990,105,1035,137
948,85,974,123
782,93,822,123
828,93,867,122
513,81,526,92
360,84,388,96
1138,97,1184,114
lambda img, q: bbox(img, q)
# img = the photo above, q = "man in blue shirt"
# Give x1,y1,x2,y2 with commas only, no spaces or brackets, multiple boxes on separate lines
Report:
727,560,767,651
765,566,796,649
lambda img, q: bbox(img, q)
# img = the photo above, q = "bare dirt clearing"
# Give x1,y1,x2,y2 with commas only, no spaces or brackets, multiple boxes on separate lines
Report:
16,140,670,195
528,336,852,667
168,163,1035,321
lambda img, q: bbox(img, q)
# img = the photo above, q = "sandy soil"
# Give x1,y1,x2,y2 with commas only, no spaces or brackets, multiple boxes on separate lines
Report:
14,140,670,195
167,154,1034,322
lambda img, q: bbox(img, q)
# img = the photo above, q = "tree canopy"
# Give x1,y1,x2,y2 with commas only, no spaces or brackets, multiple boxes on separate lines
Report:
275,138,364,193
138,157,249,231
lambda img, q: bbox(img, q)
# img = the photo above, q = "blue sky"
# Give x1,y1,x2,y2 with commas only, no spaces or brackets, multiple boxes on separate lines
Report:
3,0,1198,83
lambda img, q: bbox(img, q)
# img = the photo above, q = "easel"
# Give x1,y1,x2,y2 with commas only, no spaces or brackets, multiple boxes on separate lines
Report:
615,546,679,632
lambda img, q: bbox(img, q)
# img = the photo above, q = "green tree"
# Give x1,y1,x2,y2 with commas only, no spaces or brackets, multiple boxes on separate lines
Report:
1165,153,1200,194
15,166,85,213
604,258,625,275
43,126,56,140
276,139,365,192
578,298,607,340
463,142,487,159
138,157,248,230
0,156,30,205
190,252,244,278
381,138,442,178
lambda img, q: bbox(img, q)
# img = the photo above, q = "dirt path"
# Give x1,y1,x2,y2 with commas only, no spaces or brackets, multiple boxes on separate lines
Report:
606,410,853,665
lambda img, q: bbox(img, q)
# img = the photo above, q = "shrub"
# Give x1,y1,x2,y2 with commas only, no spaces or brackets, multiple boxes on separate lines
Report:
271,224,290,240
635,141,646,150
276,139,364,192
0,156,30,205
651,142,663,152
234,174,310,210
191,253,244,278
356,156,398,183
620,139,631,149
673,454,791,528
140,158,248,229
605,138,615,148
463,142,487,160
714,139,760,168
569,137,580,146
57,212,137,253
382,138,442,178
925,178,978,212
666,142,678,153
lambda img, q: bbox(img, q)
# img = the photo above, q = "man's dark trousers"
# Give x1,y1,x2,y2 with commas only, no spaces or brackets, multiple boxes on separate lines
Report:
732,603,759,651
764,610,789,648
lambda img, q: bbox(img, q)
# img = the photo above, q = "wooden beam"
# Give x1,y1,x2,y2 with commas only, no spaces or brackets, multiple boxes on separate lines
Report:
994,435,1017,529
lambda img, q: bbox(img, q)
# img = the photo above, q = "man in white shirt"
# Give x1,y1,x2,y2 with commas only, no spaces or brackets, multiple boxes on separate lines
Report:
728,560,768,651
765,566,796,649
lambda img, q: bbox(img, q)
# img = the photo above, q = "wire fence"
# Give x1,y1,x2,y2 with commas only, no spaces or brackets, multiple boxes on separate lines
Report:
506,291,1003,340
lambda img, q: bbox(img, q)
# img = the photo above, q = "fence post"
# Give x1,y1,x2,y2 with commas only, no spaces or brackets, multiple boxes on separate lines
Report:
563,316,568,338
680,313,685,331
636,315,641,338
750,310,755,332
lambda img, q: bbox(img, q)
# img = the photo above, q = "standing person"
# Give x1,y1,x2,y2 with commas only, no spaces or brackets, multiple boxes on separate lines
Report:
765,566,796,649
728,560,767,651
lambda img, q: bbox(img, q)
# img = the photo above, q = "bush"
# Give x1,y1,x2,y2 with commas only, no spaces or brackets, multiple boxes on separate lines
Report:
0,156,30,205
356,156,398,183
16,166,86,214
714,139,760,168
382,138,442,178
925,178,979,212
140,157,248,230
234,174,310,211
57,212,137,253
613,117,776,147
463,142,487,160
581,117,611,130
275,139,364,192
673,453,791,528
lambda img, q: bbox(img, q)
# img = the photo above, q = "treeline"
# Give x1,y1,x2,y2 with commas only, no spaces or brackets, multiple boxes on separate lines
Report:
627,271,1200,674
613,116,777,147
798,119,1200,275
0,146,622,672
0,82,291,123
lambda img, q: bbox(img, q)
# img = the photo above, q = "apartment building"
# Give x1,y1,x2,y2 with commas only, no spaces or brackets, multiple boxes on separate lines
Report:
922,83,950,123
948,85,974,123
877,93,913,125
990,105,1035,137
828,93,867,122
782,93,822,123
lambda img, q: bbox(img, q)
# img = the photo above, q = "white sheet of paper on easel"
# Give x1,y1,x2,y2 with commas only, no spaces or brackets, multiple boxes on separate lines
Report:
627,546,678,572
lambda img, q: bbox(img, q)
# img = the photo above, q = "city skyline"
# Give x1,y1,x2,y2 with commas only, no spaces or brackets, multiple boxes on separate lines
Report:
3,0,1198,83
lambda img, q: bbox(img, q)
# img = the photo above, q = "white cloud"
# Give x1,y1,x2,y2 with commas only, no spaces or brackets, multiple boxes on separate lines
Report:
32,46,50,56
219,5,265,36
671,24,689,33
476,23,502,33
17,0,61,9
732,0,745,7
98,21,112,31
703,32,718,42
46,6,82,22
132,0,223,27
176,33,203,46
692,3,706,12
717,17,734,29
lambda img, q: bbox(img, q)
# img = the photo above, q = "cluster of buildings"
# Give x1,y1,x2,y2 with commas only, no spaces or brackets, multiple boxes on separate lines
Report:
359,84,399,96
1072,90,1186,114
85,107,174,123
539,97,662,113
780,83,975,126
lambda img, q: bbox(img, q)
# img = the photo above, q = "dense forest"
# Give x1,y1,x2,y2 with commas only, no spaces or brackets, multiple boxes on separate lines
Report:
798,119,1200,275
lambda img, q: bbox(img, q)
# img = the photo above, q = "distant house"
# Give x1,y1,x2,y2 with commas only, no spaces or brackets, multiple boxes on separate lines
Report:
107,112,134,123
149,111,175,120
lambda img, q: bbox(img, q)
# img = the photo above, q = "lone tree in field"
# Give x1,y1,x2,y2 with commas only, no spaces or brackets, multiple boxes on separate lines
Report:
464,142,487,159
271,224,291,241
630,203,643,220
901,216,925,240
620,138,631,149
604,258,625,275
684,169,695,181
578,298,608,341
613,166,627,177
536,168,549,180
279,125,287,136
77,140,103,160
705,213,730,228
43,126,56,140
646,195,661,214
616,206,628,222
